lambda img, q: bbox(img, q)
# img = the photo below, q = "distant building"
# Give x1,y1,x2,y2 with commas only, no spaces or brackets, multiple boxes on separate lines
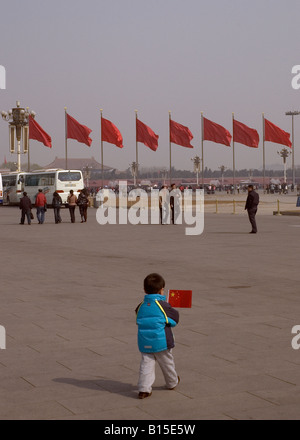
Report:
42,156,117,173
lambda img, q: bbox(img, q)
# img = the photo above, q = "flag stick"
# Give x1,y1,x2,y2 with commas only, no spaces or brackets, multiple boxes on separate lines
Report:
169,111,172,185
64,107,68,169
135,110,139,185
100,109,104,188
201,112,204,187
262,112,265,190
232,112,235,194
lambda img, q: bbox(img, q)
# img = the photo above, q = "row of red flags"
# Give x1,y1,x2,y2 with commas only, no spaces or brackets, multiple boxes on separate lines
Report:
28,113,292,151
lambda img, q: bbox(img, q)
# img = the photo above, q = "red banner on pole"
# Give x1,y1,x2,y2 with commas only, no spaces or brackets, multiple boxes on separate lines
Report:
264,118,292,148
233,119,259,148
203,117,232,146
29,115,52,148
101,117,123,148
67,113,92,146
170,119,193,148
136,118,159,151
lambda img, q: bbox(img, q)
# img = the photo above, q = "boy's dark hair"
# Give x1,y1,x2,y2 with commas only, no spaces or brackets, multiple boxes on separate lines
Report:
144,273,165,294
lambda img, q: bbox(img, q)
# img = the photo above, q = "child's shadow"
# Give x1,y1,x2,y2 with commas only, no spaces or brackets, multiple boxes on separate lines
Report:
53,377,165,399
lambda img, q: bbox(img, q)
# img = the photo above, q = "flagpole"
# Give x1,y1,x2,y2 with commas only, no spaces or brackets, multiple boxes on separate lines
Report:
64,107,68,169
232,112,235,194
262,112,265,190
27,141,30,172
169,111,172,186
201,112,204,187
100,109,104,188
135,110,138,186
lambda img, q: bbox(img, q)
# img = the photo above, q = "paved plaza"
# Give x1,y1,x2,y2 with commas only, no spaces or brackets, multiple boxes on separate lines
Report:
1,196,300,420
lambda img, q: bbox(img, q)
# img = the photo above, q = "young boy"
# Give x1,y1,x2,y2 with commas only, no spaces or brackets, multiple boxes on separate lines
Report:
135,273,180,399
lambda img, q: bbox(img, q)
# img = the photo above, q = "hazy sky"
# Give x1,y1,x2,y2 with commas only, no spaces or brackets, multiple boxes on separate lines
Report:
1,0,300,173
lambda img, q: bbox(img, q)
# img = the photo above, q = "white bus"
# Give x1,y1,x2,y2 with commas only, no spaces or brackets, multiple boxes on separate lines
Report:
1,169,84,205
0,173,3,205
1,172,27,205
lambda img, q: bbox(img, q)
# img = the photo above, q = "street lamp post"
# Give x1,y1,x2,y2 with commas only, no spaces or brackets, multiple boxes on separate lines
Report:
1,101,36,172
160,169,168,186
191,156,201,185
277,148,291,184
218,165,227,188
84,165,91,189
130,161,138,186
285,110,300,189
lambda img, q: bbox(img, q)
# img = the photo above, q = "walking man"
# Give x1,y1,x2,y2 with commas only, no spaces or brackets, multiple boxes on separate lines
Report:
35,189,47,224
19,192,32,225
245,185,259,233
170,184,181,225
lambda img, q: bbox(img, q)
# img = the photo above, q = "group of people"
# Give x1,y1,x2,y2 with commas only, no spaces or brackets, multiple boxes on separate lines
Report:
159,183,181,225
19,189,90,225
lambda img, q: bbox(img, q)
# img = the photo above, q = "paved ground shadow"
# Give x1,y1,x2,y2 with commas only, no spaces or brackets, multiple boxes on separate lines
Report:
53,377,136,397
53,377,166,399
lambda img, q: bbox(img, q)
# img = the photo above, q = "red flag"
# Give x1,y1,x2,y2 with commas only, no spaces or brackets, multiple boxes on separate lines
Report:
101,117,123,148
168,290,192,308
203,117,232,147
170,119,193,148
264,118,292,148
136,118,159,151
233,119,259,148
29,115,52,148
67,113,92,146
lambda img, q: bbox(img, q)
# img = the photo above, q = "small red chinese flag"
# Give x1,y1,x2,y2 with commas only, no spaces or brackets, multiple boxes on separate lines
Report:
233,119,259,148
168,290,192,308
67,113,92,146
101,117,124,148
136,118,159,151
203,117,232,147
264,118,292,148
29,115,52,148
170,119,194,148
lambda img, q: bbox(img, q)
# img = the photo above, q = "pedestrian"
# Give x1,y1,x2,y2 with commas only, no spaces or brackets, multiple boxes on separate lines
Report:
77,188,89,223
67,189,77,223
52,191,62,224
170,183,181,224
135,273,180,399
19,191,32,225
245,184,259,233
159,185,169,224
35,189,47,224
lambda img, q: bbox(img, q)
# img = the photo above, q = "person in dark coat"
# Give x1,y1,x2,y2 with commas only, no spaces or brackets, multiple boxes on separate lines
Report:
77,188,89,223
245,185,259,233
52,191,62,224
19,192,32,225
170,184,181,225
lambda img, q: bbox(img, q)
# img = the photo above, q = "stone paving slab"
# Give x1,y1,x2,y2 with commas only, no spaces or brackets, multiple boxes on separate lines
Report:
1,205,300,419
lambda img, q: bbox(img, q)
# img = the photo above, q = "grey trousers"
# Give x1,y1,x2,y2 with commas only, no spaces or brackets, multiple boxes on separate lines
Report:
138,349,178,393
247,208,257,232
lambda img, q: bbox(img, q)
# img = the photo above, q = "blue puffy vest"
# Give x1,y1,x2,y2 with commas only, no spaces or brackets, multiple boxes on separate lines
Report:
136,294,177,353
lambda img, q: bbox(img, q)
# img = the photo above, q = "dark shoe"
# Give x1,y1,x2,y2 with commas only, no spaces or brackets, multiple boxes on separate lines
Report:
168,376,180,390
138,392,152,399
249,231,257,234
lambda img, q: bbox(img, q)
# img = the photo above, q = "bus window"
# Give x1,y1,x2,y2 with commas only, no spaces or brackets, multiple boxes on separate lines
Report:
58,172,81,181
25,174,40,186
